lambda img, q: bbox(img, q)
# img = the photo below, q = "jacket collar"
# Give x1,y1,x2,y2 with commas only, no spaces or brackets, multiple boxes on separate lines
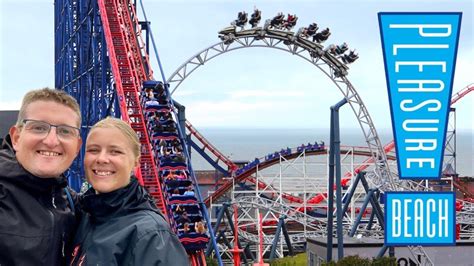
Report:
81,177,160,224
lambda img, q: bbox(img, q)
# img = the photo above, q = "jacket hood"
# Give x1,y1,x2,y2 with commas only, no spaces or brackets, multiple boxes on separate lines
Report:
0,134,68,194
81,177,161,224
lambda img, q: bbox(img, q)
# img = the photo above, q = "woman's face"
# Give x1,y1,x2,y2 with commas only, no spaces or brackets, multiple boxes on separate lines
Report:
84,127,139,193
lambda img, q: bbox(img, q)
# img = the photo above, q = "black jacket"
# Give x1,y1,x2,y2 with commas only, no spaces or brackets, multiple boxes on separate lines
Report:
0,135,78,266
69,178,189,266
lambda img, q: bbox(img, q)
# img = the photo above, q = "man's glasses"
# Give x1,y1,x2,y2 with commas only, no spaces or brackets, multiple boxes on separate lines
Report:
22,119,80,140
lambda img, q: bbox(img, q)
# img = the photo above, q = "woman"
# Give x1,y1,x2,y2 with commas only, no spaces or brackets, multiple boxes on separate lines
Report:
69,117,189,265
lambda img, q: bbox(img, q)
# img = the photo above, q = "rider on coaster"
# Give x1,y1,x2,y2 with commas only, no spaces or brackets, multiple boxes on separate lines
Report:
235,11,248,28
249,8,261,27
271,12,285,28
284,14,298,29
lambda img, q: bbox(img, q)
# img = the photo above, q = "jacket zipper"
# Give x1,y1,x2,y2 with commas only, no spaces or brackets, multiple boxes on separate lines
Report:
53,190,67,259
47,204,56,264
52,191,57,208
49,188,61,264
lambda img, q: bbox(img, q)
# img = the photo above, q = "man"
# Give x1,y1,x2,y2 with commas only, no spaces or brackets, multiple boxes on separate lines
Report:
0,88,82,265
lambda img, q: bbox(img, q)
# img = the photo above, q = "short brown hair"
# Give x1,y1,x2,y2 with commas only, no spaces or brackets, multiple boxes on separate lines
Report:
89,117,141,160
16,87,81,127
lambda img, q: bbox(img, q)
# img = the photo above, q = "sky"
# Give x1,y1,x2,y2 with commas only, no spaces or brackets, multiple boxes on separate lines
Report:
0,0,473,133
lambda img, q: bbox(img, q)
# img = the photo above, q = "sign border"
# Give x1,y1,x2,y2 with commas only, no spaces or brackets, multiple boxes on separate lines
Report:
384,191,457,246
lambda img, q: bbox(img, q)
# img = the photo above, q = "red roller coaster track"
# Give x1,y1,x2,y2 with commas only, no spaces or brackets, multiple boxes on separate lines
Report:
98,0,167,216
98,1,213,263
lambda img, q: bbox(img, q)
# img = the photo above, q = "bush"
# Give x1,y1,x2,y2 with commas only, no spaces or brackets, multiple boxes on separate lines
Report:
270,253,307,266
205,256,218,266
321,255,396,266
324,255,371,266
371,256,396,266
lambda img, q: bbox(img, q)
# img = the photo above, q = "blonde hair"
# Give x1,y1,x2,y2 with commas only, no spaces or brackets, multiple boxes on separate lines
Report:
17,87,81,127
89,117,141,159
195,221,206,234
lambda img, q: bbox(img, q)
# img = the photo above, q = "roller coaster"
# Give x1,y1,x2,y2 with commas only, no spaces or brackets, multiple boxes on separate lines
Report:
54,1,473,265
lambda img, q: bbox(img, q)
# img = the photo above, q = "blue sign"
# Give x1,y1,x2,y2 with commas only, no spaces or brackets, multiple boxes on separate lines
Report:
385,192,456,246
379,13,462,179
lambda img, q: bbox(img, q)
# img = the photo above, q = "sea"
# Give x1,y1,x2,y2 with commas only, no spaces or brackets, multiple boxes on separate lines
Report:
190,128,473,177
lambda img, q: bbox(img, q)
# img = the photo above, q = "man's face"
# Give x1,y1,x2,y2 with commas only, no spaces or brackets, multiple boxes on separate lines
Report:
10,100,82,178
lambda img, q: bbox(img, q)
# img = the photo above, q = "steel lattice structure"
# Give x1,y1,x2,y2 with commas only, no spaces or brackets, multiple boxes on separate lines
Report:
209,148,388,258
54,0,120,191
210,146,474,263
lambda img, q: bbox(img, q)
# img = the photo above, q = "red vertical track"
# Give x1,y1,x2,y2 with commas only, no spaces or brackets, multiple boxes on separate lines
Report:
97,0,167,217
126,1,154,79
